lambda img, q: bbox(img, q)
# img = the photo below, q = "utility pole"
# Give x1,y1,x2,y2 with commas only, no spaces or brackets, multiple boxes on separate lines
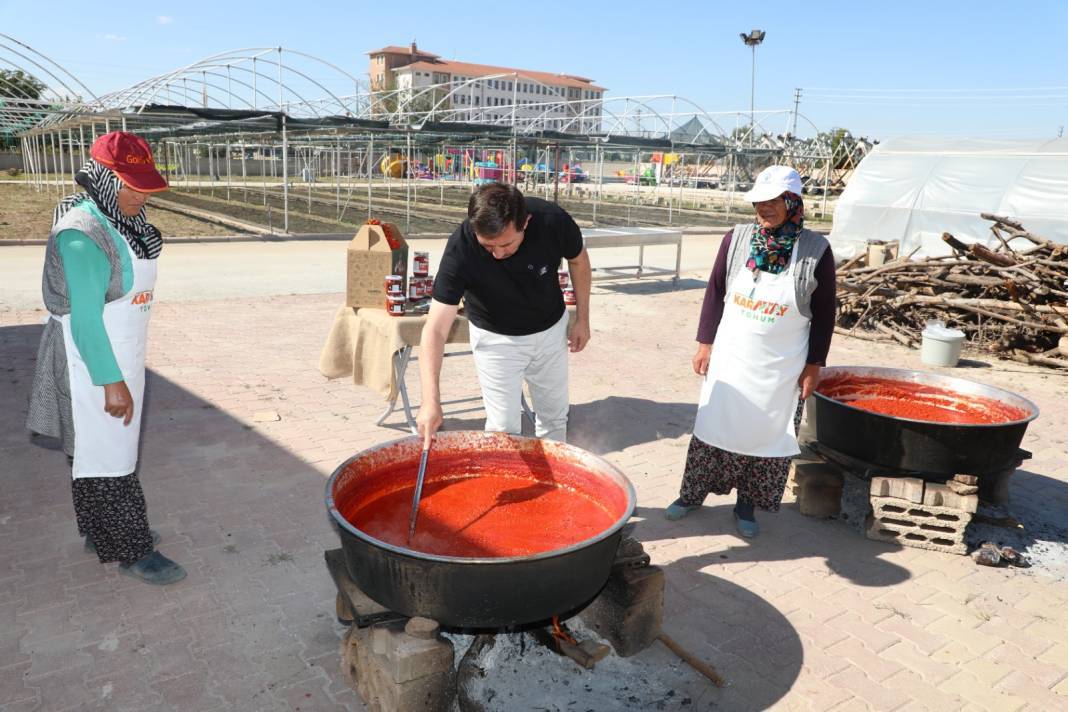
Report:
791,88,802,137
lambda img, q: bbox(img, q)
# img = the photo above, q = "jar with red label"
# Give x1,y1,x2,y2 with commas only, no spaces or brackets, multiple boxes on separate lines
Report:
413,252,430,277
386,295,406,316
563,287,577,305
558,269,570,289
425,275,434,297
408,281,421,300
385,274,404,297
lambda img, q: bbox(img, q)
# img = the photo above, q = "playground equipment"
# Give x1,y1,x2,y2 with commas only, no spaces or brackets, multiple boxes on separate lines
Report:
380,153,407,178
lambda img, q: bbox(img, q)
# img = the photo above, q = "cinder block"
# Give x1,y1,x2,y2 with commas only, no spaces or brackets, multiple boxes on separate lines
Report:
922,483,979,514
581,564,664,657
867,497,972,556
371,621,454,684
350,621,456,711
866,515,968,555
870,476,925,503
792,461,844,518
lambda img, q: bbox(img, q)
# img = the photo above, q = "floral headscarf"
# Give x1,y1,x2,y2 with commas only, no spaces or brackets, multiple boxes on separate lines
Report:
746,191,804,275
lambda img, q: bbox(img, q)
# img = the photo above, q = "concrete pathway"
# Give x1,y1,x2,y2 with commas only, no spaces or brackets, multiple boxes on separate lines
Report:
1,258,1067,710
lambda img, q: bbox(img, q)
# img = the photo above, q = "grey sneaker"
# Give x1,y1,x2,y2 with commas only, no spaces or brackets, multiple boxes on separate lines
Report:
119,551,186,585
85,530,160,555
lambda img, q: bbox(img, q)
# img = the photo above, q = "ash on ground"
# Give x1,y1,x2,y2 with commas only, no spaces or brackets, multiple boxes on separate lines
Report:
965,503,1068,581
445,619,713,712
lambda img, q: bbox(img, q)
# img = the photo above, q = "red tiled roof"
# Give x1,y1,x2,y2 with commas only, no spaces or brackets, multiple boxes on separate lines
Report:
367,45,440,59
396,59,605,92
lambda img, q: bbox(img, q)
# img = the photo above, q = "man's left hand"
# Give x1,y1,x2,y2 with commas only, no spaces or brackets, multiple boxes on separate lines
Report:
798,363,821,400
568,319,591,353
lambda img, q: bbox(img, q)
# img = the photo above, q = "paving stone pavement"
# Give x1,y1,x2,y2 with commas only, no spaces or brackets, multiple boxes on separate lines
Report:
2,270,1068,711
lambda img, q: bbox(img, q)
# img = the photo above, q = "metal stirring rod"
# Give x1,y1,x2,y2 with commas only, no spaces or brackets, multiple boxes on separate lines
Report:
407,446,430,543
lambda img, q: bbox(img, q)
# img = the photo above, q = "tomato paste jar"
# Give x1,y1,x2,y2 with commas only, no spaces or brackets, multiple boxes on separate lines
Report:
413,252,430,277
386,295,406,316
385,274,404,297
408,281,421,300
563,287,577,305
558,269,570,289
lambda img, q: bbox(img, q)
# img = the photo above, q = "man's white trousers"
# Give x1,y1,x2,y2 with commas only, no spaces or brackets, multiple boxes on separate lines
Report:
468,311,569,442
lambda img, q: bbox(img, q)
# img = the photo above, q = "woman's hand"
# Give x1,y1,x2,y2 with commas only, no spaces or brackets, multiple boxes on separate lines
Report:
103,381,134,425
798,363,821,400
692,343,712,376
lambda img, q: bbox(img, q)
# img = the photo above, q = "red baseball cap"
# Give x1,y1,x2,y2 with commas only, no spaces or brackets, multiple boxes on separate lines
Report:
90,131,168,193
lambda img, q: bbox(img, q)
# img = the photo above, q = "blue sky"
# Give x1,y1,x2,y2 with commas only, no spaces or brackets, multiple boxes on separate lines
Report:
4,0,1066,140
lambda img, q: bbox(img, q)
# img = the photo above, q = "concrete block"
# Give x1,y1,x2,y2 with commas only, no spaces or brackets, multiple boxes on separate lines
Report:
922,483,979,513
946,480,979,496
370,621,454,684
870,476,925,503
867,497,973,556
581,564,664,657
347,621,456,711
792,461,844,518
871,497,972,532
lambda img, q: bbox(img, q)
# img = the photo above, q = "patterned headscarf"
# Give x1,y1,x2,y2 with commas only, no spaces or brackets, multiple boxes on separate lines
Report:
746,191,804,275
53,159,163,259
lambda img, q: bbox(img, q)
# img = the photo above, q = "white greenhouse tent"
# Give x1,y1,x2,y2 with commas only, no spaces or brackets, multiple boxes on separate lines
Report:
829,136,1068,259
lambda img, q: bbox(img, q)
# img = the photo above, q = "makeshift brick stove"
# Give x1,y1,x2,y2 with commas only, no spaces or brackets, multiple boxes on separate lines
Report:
323,432,666,712
791,366,1038,556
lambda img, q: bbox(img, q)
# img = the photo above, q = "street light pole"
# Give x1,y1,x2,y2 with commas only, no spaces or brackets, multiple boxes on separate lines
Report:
739,29,766,147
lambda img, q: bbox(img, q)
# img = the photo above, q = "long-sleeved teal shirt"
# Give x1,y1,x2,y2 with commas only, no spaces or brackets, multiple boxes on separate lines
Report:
57,229,123,385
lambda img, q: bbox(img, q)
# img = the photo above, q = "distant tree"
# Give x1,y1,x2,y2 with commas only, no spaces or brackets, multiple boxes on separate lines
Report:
0,70,48,147
0,69,46,100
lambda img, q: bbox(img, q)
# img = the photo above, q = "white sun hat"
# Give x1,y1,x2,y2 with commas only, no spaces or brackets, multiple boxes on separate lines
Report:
743,165,803,203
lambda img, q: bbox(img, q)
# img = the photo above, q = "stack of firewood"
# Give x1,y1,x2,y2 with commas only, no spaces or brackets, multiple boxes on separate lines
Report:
835,213,1068,369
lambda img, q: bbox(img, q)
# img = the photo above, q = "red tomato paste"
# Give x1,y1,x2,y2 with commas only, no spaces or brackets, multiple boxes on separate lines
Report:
817,375,1028,424
336,450,626,558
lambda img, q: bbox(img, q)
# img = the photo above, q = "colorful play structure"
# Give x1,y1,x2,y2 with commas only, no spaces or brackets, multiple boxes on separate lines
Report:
375,146,592,185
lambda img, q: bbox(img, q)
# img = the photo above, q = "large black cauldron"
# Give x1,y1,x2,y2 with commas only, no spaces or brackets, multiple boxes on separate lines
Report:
325,432,636,628
809,366,1039,477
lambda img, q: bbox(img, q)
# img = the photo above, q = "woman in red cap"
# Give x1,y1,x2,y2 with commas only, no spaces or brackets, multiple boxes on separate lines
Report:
26,131,186,584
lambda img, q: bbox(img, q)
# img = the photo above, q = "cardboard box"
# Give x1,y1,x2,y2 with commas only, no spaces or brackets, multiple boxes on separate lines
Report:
346,221,409,308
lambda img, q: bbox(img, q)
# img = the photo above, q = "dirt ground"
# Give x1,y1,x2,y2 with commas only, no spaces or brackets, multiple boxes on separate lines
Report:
0,183,230,240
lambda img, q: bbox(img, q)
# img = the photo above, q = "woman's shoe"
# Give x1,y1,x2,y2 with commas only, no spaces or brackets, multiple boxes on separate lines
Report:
733,513,759,538
118,551,186,585
665,498,702,521
85,529,160,554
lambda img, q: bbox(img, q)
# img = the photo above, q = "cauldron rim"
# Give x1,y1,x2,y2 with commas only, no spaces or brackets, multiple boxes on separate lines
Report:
325,431,637,565
813,365,1040,428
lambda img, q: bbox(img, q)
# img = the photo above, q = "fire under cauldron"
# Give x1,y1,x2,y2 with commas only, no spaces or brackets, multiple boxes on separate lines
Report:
809,366,1039,478
325,432,636,629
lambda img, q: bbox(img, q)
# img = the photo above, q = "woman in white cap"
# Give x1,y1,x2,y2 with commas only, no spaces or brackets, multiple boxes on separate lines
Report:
666,165,836,537
26,131,185,584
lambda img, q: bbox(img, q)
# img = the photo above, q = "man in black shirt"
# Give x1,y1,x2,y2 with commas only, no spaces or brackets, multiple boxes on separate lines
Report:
417,183,591,445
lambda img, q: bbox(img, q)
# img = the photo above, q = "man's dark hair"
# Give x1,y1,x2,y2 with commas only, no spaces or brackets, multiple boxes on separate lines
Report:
468,183,528,237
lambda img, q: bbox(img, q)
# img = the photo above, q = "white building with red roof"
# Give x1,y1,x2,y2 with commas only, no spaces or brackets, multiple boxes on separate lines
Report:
367,42,606,133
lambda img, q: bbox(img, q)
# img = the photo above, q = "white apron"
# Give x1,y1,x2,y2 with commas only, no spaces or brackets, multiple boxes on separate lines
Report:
693,247,809,457
56,204,157,479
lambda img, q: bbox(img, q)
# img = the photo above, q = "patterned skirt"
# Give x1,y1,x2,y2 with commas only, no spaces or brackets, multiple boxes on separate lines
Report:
72,473,154,564
678,400,805,512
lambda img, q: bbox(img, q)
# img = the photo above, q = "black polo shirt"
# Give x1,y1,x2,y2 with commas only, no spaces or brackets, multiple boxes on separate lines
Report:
432,197,583,335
